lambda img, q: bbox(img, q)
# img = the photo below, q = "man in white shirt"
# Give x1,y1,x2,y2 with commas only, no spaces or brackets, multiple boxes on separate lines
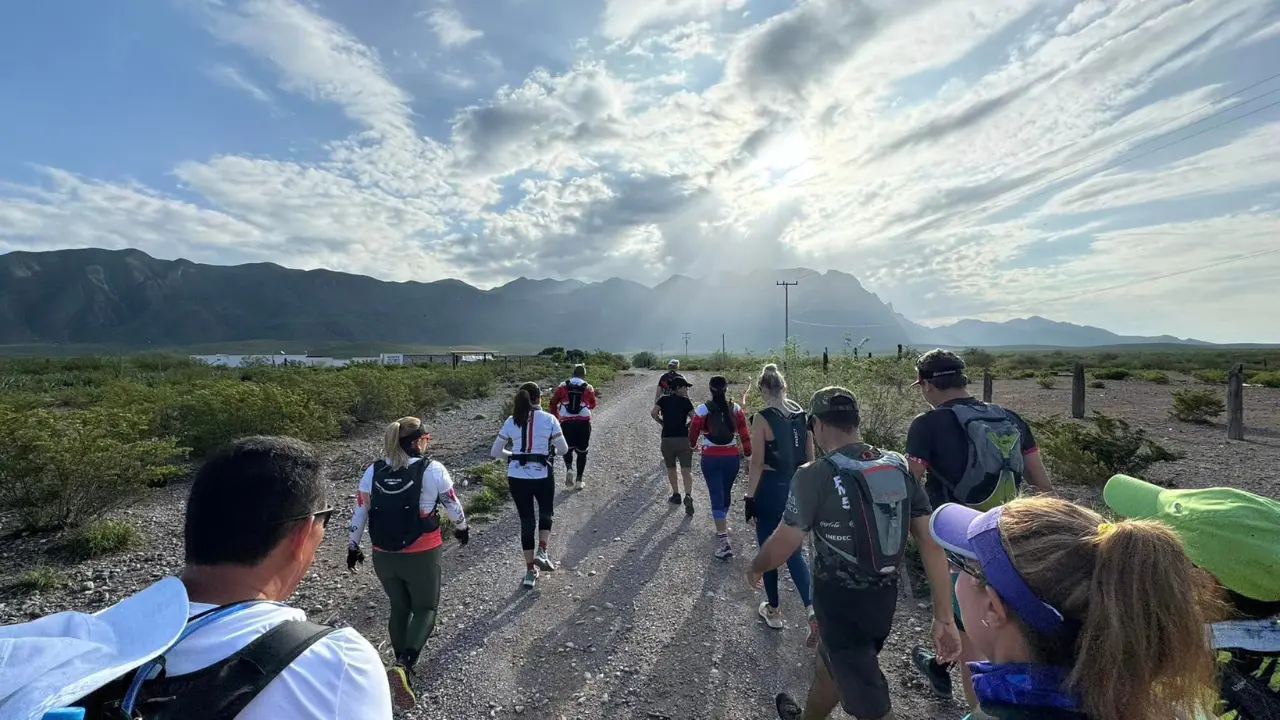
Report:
164,436,392,718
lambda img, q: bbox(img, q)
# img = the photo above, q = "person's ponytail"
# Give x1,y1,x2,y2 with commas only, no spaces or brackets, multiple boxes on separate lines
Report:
383,416,423,470
513,382,541,429
709,375,732,427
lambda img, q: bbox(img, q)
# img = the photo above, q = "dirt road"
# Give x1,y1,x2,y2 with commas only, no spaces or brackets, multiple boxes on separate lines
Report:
333,371,961,720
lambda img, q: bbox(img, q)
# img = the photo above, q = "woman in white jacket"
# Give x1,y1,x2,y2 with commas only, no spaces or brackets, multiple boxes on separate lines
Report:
491,382,569,589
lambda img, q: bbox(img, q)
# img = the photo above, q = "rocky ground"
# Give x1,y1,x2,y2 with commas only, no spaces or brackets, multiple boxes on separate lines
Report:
0,370,962,719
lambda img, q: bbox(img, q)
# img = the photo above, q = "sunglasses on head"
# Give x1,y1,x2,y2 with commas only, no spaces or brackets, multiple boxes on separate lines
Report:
946,550,986,583
275,507,336,529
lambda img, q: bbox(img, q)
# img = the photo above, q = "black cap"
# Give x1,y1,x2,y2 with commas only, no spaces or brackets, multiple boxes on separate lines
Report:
913,349,966,386
668,374,692,389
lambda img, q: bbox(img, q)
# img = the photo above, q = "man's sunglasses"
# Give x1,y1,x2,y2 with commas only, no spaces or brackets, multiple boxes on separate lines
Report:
946,550,986,583
274,507,336,529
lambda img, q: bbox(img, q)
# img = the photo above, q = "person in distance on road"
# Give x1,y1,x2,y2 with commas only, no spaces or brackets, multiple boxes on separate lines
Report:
549,363,597,491
1102,474,1280,720
749,387,961,720
930,496,1217,720
655,358,682,404
651,372,696,514
743,364,815,639
689,375,752,559
905,348,1053,708
491,382,570,589
347,416,469,709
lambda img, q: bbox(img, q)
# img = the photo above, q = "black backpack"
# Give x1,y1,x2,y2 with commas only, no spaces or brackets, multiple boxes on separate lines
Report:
369,458,437,551
704,403,737,445
563,380,587,414
761,406,807,474
821,447,914,578
74,612,335,720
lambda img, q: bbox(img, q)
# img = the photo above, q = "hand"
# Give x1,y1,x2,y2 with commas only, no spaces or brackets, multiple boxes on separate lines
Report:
346,544,365,572
454,527,470,546
745,568,764,591
744,496,756,524
931,618,962,665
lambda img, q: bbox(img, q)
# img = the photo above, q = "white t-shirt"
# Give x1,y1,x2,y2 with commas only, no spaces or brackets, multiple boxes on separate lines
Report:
497,410,564,480
164,601,391,719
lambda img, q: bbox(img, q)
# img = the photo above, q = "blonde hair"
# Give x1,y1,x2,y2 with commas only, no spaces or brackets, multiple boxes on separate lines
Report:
383,416,423,470
999,497,1217,720
758,363,786,397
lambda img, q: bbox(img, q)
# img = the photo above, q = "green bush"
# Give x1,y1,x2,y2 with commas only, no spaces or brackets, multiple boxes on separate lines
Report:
1036,374,1056,389
63,519,139,560
1170,388,1225,424
0,407,186,530
632,351,658,369
1193,369,1228,385
1011,369,1039,379
1248,371,1280,388
1030,413,1183,486
1089,380,1106,389
1135,370,1170,384
172,380,338,457
1091,367,1131,381
962,348,997,370
13,566,65,594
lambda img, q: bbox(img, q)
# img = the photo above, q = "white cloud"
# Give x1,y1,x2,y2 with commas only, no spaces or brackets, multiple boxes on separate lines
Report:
204,64,275,106
601,0,746,40
420,4,484,48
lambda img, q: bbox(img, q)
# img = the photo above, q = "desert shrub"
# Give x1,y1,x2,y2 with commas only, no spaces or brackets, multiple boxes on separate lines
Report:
1169,388,1225,424
1011,369,1039,379
13,566,65,594
1134,370,1170,384
962,348,996,369
1193,369,1228,385
434,365,495,400
0,407,186,530
1247,371,1280,388
631,351,658,369
1036,374,1056,389
63,519,139,560
171,380,337,457
1030,412,1183,486
1091,367,1131,381
1089,380,1106,389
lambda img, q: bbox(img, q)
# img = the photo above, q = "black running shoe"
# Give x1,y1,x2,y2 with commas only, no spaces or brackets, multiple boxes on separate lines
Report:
775,692,802,720
911,645,953,699
684,494,694,516
669,492,682,505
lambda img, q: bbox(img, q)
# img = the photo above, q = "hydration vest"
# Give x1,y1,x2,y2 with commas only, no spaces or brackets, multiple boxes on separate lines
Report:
761,403,807,476
819,447,913,578
704,403,737,445
563,380,587,415
368,459,438,551
941,402,1026,510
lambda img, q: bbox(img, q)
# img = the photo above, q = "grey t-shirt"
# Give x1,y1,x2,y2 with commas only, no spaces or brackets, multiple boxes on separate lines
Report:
783,443,932,589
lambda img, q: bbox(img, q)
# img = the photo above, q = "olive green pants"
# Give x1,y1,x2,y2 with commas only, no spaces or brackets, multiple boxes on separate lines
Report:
372,545,442,662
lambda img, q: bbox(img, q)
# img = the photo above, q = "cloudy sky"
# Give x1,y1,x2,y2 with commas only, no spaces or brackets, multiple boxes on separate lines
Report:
1,0,1277,342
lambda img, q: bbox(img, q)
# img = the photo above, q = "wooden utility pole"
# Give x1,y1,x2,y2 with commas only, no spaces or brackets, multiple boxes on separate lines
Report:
682,332,691,359
722,334,726,354
1227,363,1245,440
1071,363,1086,418
776,281,798,348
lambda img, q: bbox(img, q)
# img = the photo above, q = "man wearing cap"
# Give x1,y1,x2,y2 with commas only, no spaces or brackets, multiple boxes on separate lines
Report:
906,348,1052,706
747,387,961,720
1104,474,1280,720
655,358,682,403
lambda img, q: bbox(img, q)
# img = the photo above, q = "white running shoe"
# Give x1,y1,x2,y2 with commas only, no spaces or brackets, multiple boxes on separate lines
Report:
534,548,557,571
758,601,784,630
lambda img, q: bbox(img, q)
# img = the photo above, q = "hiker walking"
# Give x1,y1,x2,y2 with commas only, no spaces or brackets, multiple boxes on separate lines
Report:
688,375,752,559
651,372,696,513
491,382,570,589
904,349,1052,708
655,358,682,403
748,387,961,720
549,363,597,490
347,416,469,709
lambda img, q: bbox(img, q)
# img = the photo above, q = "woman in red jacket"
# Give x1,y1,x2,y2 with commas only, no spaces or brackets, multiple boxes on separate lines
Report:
689,375,752,559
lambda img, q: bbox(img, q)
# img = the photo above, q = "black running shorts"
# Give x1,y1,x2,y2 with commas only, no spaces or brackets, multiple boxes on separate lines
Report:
812,579,899,719
561,421,591,452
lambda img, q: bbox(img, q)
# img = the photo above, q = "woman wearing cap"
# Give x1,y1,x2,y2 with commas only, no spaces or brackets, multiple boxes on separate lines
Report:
347,416,469,708
1103,474,1280,720
689,375,752,559
930,495,1217,720
743,363,815,637
491,382,570,589
652,372,696,513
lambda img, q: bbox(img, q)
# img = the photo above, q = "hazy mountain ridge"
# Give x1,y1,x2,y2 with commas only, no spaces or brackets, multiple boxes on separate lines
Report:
0,248,1214,351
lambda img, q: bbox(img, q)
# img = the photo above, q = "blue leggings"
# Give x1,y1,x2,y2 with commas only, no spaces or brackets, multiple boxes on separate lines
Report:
755,481,812,608
701,454,740,521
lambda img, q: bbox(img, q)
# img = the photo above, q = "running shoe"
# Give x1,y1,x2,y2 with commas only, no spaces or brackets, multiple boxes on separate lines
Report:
564,474,574,489
575,476,585,490
534,548,557,571
715,539,734,559
911,645,954,699
683,495,694,516
775,692,803,720
805,608,819,649
387,663,417,710
758,601,784,630
522,566,540,589
669,492,682,505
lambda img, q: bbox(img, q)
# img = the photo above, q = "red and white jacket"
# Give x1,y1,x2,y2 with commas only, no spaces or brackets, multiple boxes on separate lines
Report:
689,402,752,457
549,377,598,423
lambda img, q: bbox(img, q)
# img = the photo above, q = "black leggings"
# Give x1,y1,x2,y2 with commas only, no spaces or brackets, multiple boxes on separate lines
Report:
509,475,555,550
561,422,591,477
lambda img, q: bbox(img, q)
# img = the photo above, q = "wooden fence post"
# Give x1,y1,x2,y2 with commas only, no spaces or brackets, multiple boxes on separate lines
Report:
982,368,993,402
1071,362,1086,418
896,344,903,359
854,348,859,359
823,348,829,375
1227,363,1245,441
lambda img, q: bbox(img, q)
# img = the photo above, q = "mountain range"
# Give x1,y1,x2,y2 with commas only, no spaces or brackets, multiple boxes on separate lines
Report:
0,248,1214,352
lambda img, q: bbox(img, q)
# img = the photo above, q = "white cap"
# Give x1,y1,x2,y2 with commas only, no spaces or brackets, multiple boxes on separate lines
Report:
668,359,679,367
0,577,190,719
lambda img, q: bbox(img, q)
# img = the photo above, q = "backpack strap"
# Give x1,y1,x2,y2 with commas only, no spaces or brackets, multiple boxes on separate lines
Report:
166,620,337,720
